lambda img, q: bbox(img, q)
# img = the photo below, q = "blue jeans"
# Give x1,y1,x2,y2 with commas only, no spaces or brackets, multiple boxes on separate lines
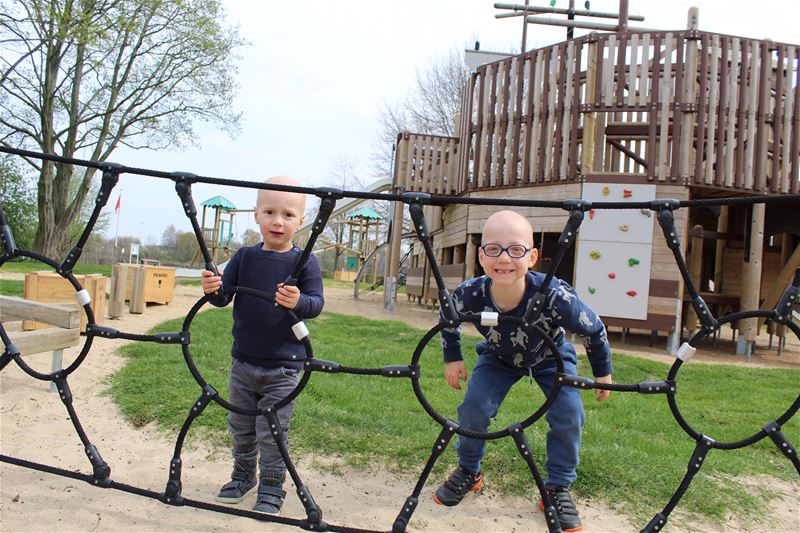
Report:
455,353,585,488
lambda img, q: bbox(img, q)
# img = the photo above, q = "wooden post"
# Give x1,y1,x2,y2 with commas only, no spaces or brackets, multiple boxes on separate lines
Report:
684,225,704,333
465,235,478,280
738,203,765,359
129,266,146,314
713,206,728,292
680,9,699,181
108,263,128,319
581,38,599,174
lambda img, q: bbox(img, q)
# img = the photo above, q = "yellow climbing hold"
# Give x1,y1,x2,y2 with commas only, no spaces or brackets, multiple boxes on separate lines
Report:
619,224,629,232
590,250,601,260
602,186,610,196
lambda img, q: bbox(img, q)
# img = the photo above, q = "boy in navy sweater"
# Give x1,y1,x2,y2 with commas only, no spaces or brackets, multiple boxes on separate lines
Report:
201,176,324,514
433,210,612,532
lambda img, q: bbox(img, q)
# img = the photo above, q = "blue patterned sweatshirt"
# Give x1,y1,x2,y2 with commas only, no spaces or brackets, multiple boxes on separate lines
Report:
441,271,612,377
213,244,324,370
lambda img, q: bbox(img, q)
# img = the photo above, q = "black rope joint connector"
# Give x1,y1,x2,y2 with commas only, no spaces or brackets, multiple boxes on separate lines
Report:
523,294,545,324
408,202,429,240
87,324,119,339
393,495,419,533
305,359,341,373
656,205,681,251
557,373,594,389
641,512,668,533
431,421,458,457
187,385,217,421
402,191,432,206
380,364,418,378
151,331,188,345
637,380,675,394
85,443,111,486
283,275,298,287
265,408,284,440
60,246,83,274
0,351,13,372
296,484,323,524
687,436,714,475
173,173,199,217
763,421,797,462
314,186,344,200
165,457,183,500
558,209,584,247
438,289,459,325
691,296,718,331
313,195,337,232
561,199,592,212
204,262,227,306
53,375,72,404
95,163,123,207
774,280,798,321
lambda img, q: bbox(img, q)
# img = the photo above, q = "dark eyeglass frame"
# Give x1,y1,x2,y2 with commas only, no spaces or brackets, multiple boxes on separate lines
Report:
480,243,532,258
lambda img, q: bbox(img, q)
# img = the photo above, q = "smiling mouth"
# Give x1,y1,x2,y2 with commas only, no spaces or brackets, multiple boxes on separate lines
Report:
494,268,514,274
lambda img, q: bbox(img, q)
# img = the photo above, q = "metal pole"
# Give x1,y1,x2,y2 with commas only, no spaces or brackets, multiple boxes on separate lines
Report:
521,0,529,52
567,0,575,39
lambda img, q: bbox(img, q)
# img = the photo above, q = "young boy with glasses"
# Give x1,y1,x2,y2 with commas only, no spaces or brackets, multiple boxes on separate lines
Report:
433,210,613,532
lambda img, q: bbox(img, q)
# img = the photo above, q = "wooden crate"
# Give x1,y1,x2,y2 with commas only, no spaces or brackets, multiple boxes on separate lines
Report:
123,264,176,305
23,271,107,332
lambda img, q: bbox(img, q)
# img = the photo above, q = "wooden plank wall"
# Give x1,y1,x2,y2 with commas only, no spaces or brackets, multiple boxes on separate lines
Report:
455,31,800,195
395,133,460,195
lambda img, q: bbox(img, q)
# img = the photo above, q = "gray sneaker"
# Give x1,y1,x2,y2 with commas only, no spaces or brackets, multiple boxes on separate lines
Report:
252,479,286,514
215,476,257,503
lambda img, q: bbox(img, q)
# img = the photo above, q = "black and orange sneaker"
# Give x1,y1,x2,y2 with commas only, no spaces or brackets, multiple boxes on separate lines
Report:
538,486,583,532
433,466,484,506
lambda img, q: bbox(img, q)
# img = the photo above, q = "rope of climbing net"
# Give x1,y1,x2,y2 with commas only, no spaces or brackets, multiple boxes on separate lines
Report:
0,146,798,533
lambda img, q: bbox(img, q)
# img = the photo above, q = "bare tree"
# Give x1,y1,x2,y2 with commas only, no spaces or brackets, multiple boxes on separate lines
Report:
0,0,244,258
371,46,470,179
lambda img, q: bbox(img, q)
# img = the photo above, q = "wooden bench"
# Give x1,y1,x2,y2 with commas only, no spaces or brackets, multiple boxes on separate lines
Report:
0,295,81,391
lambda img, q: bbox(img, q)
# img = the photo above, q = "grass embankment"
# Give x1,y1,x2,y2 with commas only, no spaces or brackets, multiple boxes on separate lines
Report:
110,309,798,528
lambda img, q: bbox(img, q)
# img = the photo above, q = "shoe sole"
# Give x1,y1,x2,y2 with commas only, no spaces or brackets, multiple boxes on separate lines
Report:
537,501,583,532
215,487,255,504
432,477,484,506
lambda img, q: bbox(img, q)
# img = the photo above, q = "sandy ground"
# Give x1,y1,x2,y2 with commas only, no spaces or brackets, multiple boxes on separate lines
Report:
1,280,798,532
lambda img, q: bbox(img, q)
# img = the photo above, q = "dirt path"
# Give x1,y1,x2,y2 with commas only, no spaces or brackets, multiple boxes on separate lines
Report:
0,282,797,532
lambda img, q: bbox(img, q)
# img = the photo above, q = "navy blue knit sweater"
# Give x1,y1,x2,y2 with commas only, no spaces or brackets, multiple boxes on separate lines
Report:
441,271,612,377
214,244,324,370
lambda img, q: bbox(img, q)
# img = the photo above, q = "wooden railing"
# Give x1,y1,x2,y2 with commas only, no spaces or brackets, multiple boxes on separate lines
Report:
395,31,799,196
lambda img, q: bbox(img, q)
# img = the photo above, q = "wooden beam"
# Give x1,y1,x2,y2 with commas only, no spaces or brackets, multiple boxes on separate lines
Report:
7,327,81,357
0,296,80,329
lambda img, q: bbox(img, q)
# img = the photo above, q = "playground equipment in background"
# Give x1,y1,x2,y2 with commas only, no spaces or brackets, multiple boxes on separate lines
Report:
189,195,253,267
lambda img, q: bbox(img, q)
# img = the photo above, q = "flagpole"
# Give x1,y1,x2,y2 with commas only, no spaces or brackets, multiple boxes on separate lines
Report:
114,190,121,247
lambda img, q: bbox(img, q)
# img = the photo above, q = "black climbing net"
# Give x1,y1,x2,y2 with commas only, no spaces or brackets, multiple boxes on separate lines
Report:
0,146,798,533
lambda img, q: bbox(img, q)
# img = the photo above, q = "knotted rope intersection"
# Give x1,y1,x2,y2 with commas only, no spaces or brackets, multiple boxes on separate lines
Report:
0,146,798,533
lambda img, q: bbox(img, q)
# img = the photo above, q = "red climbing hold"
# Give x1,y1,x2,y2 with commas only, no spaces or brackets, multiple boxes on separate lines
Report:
626,290,638,297
608,272,616,279
589,208,596,220
623,189,632,198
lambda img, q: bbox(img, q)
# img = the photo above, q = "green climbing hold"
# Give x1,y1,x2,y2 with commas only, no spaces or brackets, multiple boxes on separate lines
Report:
588,287,596,294
628,258,640,267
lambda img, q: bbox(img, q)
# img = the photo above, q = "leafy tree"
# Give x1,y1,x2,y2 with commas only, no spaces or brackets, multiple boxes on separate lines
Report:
0,0,244,258
0,157,37,251
372,46,469,178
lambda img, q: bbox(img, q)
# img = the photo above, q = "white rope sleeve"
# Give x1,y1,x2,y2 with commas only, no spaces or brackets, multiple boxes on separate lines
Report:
292,322,310,340
75,289,91,306
480,311,499,327
676,342,696,362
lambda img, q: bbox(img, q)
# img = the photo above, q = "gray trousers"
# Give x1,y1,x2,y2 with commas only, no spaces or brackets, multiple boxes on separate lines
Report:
228,358,299,479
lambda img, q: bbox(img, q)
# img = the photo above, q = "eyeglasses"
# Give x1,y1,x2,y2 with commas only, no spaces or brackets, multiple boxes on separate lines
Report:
480,243,532,258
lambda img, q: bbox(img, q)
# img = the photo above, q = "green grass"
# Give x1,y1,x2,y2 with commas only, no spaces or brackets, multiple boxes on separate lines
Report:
110,310,799,529
1,260,112,277
0,279,24,297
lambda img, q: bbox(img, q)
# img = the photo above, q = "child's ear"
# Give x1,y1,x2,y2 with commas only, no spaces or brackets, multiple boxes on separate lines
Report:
528,248,538,269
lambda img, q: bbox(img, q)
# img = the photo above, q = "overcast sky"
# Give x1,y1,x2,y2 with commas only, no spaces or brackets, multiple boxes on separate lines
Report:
106,0,800,245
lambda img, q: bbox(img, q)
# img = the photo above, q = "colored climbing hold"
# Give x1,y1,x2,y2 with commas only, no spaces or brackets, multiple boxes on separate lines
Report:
588,287,596,294
626,290,638,297
589,208,596,219
628,258,640,267
602,186,610,196
590,250,601,260
623,189,633,198
608,272,616,279
619,224,629,232
640,209,652,218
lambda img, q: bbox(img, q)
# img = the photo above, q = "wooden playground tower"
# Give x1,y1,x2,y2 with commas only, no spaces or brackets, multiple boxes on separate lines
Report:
315,207,383,284
190,196,250,266
384,1,800,356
